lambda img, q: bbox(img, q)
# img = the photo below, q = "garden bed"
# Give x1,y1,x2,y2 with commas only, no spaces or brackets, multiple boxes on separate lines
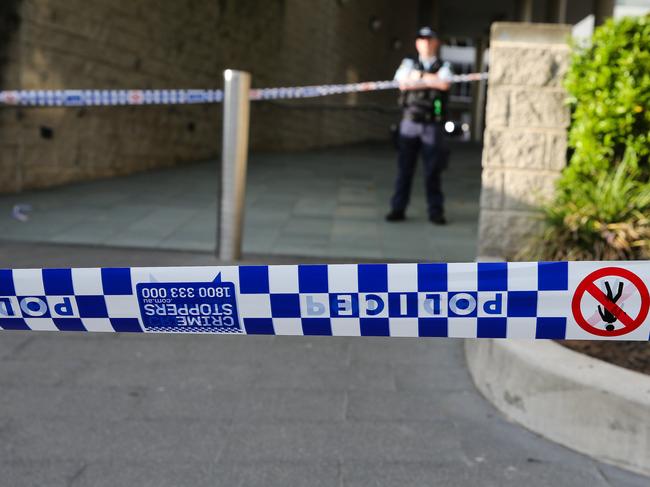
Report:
560,341,650,375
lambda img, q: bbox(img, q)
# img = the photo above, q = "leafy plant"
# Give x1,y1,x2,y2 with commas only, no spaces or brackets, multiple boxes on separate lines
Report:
521,16,650,261
562,15,650,185
519,151,650,260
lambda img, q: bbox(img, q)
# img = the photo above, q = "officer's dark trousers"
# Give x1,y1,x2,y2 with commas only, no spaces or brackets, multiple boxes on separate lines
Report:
390,119,449,218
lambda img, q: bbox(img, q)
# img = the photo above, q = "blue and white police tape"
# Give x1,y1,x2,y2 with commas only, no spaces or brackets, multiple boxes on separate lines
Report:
249,73,487,100
0,89,224,107
0,260,648,340
0,73,488,107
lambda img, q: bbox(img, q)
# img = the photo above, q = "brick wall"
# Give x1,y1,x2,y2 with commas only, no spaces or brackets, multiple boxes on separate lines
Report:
477,22,571,259
0,0,419,192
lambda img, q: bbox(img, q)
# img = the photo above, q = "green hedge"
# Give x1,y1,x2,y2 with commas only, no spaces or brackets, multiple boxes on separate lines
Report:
522,16,650,261
562,15,649,184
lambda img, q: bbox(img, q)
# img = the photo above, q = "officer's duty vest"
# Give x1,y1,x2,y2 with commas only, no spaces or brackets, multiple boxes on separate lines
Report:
399,57,449,124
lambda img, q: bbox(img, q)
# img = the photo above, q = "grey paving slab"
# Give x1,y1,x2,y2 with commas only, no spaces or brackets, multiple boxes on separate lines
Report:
158,214,217,251
322,245,384,260
248,359,396,392
216,421,461,464
0,357,86,387
283,217,333,237
75,461,340,487
332,221,379,238
0,242,647,486
392,362,474,392
157,236,214,252
345,389,474,422
348,337,464,365
2,417,230,463
0,333,30,359
334,204,379,220
432,240,479,263
91,204,157,223
49,222,130,245
0,142,480,260
244,234,280,254
341,461,615,487
293,197,338,217
0,460,85,487
0,384,144,421
271,240,331,257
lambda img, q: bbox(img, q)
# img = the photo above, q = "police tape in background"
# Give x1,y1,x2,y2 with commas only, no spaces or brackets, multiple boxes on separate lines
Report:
1,261,648,340
0,73,488,107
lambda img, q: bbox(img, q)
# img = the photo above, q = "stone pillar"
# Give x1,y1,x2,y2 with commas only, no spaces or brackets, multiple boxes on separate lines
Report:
477,23,571,259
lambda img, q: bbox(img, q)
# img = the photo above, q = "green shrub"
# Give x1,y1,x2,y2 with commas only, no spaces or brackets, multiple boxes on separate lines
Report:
520,153,650,260
562,15,650,184
521,16,650,261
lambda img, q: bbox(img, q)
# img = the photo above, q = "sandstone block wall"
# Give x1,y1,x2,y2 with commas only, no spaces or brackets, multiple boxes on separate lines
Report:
0,0,418,193
477,22,571,259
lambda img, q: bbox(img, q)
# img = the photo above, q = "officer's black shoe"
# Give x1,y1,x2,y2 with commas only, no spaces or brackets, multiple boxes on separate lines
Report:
429,214,447,225
385,210,406,222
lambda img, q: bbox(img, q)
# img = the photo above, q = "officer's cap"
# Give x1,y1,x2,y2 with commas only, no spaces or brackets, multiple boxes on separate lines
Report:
416,26,438,39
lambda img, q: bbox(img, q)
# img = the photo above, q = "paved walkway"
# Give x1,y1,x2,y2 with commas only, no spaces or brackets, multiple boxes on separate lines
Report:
0,142,480,261
0,242,647,487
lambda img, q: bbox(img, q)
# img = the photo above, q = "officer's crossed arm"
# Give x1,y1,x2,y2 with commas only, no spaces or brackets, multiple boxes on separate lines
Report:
420,72,451,91
397,71,450,92
394,59,452,92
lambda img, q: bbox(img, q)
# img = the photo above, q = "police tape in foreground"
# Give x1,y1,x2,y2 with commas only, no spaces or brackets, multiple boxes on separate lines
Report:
1,261,647,340
0,73,488,107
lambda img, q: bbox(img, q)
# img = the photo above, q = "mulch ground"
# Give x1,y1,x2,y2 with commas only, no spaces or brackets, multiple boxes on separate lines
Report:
559,341,650,375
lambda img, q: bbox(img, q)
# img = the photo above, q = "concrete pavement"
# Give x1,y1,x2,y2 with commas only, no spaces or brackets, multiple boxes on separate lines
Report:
0,241,647,486
0,142,480,261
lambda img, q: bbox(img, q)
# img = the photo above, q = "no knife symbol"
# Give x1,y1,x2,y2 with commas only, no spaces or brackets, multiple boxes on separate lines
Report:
597,281,623,332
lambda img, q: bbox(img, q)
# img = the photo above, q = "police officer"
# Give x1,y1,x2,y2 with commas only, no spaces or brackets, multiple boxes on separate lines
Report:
386,26,452,225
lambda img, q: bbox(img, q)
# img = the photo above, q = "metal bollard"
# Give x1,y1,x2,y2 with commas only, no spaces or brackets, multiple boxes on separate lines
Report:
472,44,488,143
218,69,251,261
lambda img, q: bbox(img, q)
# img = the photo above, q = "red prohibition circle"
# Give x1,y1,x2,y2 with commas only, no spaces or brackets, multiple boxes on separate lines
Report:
571,267,650,337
